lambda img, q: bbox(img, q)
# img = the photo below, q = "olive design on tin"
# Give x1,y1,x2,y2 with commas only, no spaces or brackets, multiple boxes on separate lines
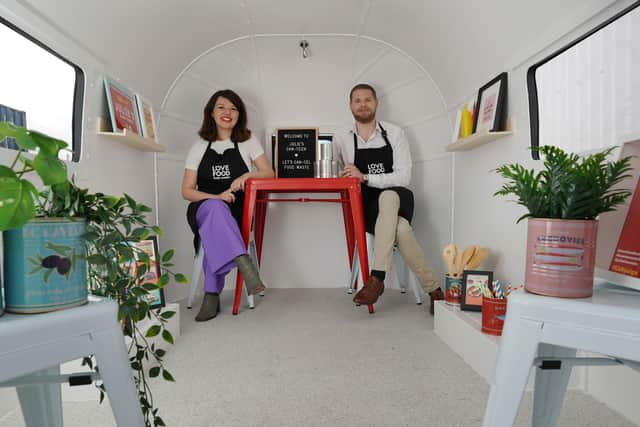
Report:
41,255,61,269
41,255,72,275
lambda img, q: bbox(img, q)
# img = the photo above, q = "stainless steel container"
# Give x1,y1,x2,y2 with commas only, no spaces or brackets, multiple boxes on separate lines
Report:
319,143,332,161
314,160,338,178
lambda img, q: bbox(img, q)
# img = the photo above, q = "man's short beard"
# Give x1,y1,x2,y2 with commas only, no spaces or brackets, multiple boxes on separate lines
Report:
353,112,376,124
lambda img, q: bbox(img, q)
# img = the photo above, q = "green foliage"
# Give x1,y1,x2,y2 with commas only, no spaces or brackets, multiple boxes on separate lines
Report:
0,122,68,230
1,122,183,426
82,191,182,427
495,145,633,222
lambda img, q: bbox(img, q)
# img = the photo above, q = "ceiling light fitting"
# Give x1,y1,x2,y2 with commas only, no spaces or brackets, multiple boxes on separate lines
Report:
299,40,309,59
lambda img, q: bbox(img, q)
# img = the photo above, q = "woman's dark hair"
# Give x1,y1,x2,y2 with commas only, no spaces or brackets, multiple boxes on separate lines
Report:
198,89,251,142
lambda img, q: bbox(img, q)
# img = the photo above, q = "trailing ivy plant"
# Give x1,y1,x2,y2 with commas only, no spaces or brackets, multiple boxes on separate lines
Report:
78,189,187,427
1,122,188,426
495,145,634,223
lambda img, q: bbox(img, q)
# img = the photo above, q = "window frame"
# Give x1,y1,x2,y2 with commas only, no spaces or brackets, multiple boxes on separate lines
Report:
526,1,640,160
0,16,85,162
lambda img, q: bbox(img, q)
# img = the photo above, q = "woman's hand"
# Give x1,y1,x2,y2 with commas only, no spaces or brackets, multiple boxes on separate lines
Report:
230,173,249,192
218,189,236,203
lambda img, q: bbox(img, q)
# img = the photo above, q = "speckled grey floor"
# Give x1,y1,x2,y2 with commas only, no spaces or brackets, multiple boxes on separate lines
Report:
1,289,637,426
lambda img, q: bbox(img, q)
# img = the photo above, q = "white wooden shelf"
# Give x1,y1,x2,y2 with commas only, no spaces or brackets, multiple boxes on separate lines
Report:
446,117,513,152
96,117,166,152
446,130,513,152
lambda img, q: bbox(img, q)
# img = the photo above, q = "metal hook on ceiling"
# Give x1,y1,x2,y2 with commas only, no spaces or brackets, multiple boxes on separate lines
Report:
299,40,309,59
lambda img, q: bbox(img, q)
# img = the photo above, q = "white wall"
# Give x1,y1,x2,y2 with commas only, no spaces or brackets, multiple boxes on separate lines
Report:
158,34,452,302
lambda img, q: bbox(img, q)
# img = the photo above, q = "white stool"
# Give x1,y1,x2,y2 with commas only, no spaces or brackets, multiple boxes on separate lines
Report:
349,232,423,305
0,297,144,427
187,240,261,310
483,283,640,427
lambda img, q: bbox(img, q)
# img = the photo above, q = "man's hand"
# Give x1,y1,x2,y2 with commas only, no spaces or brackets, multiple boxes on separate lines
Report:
341,164,366,182
218,189,236,203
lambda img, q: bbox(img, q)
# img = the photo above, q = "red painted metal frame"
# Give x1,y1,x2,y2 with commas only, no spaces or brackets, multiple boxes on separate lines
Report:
232,177,374,314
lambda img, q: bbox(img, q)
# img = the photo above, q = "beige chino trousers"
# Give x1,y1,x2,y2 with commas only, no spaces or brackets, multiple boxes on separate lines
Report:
372,190,440,294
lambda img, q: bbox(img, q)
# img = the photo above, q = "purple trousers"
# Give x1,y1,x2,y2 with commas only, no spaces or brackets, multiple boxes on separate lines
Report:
196,199,247,294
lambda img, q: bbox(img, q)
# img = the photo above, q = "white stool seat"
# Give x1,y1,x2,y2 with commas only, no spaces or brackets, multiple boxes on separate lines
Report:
349,232,423,305
483,283,640,427
0,296,144,426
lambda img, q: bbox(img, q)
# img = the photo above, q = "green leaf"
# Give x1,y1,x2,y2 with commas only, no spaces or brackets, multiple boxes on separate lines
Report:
0,165,17,179
174,273,188,283
161,249,174,263
157,274,170,288
161,368,175,382
0,121,37,149
145,325,161,337
160,310,175,320
86,254,108,265
43,268,53,283
0,176,36,230
32,152,67,186
149,366,161,378
161,329,174,345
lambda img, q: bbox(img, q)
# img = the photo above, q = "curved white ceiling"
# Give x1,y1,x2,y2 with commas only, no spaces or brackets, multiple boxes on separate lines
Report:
17,0,617,109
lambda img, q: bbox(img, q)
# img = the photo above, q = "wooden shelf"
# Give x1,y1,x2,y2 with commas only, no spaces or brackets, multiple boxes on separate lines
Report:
446,130,513,152
96,118,166,152
446,117,513,152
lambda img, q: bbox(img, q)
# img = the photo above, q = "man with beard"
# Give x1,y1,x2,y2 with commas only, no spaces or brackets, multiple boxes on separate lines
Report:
334,83,444,314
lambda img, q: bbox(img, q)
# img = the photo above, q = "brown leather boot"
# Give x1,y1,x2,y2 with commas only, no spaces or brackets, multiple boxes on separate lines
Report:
353,276,385,305
429,287,444,315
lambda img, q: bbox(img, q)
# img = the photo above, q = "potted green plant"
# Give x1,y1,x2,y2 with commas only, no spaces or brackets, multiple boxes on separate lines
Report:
0,121,84,313
494,145,633,297
1,122,186,426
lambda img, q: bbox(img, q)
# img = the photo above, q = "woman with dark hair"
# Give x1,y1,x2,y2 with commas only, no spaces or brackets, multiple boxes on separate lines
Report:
182,89,274,321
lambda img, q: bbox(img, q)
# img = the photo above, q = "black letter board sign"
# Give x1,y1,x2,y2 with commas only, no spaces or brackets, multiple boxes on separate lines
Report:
275,128,317,178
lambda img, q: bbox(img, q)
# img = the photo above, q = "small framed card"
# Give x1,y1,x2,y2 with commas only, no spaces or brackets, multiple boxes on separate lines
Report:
135,94,158,141
461,270,493,312
103,77,141,135
130,235,165,310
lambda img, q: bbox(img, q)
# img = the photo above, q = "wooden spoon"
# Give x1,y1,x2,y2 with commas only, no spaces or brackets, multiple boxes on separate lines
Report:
466,247,489,270
459,245,477,274
442,244,457,277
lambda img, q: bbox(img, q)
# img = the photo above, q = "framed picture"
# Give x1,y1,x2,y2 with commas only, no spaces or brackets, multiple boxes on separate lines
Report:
103,77,141,135
472,72,508,133
130,235,165,309
134,94,158,141
461,270,493,312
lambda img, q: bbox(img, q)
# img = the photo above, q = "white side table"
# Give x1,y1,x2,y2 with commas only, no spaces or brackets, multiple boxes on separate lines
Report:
0,296,144,426
483,283,640,427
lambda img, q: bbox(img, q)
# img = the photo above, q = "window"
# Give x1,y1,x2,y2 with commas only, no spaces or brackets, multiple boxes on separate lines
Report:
527,2,640,159
0,18,84,161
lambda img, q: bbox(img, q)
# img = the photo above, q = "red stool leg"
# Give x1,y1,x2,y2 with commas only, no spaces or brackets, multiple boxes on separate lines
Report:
234,182,257,315
341,190,356,288
348,184,374,313
254,191,267,265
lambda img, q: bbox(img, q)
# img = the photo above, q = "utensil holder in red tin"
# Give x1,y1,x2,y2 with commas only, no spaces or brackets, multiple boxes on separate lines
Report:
482,296,507,336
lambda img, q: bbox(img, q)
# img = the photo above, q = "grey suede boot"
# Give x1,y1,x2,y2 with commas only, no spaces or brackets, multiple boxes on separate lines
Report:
234,254,266,295
195,292,220,322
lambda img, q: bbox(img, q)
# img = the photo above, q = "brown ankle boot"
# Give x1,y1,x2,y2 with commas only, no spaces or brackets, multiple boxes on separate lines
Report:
428,287,444,315
353,276,385,305
195,292,220,322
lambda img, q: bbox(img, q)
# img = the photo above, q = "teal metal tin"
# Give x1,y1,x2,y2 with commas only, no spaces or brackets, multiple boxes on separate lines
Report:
3,218,88,313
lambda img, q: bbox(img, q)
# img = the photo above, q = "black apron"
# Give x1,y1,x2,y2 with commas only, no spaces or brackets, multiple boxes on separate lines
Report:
186,140,249,251
353,123,414,235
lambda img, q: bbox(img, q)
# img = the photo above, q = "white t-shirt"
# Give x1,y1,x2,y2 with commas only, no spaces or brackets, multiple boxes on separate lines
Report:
184,134,264,172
